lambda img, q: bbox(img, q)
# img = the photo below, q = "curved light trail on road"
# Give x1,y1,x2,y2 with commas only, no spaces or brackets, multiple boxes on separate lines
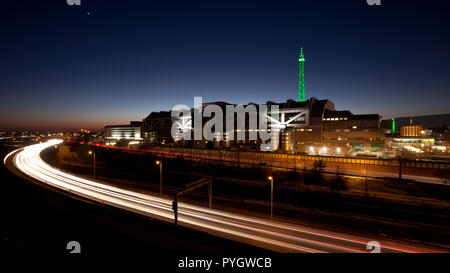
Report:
4,140,433,253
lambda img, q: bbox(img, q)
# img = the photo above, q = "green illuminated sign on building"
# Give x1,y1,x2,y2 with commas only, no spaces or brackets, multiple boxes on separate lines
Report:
392,118,396,134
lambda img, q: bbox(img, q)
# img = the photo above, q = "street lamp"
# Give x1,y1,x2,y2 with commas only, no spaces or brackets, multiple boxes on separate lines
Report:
268,176,274,219
88,150,96,179
156,160,162,196
365,164,368,195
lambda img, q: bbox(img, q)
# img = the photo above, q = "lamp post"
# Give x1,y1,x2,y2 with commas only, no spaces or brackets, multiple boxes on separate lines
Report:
365,164,368,195
268,176,274,219
88,150,96,179
156,160,162,196
54,145,60,168
397,156,402,181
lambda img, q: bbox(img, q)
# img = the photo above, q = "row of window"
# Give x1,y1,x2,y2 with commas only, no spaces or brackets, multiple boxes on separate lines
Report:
323,117,348,121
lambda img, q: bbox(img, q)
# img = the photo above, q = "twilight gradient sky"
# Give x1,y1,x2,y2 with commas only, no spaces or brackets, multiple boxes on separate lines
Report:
1,0,449,130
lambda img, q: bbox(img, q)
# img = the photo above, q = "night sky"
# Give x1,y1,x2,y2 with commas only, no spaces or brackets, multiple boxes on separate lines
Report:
1,0,449,130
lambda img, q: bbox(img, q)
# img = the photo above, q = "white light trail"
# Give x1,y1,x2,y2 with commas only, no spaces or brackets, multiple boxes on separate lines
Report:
4,140,430,253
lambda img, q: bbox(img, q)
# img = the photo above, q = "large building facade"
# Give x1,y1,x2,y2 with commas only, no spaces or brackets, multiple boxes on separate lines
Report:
140,97,386,156
104,50,449,158
104,121,143,146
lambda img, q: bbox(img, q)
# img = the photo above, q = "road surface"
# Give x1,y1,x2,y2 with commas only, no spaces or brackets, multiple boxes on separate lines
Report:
4,140,440,253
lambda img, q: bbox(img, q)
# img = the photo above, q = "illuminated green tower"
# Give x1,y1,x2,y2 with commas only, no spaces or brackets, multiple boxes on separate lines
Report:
298,48,306,102
392,118,396,134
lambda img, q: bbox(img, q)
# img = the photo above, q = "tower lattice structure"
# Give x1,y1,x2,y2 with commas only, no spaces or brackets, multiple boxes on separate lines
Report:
298,48,306,102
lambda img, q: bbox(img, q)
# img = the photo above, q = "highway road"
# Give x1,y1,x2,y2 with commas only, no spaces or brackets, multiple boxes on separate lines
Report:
4,140,440,253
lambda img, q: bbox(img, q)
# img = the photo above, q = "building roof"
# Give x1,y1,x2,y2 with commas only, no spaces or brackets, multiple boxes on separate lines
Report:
324,109,380,120
351,114,380,120
105,121,142,128
104,124,139,128
324,110,352,118
310,98,335,117
144,111,172,120
143,98,340,121
273,99,309,110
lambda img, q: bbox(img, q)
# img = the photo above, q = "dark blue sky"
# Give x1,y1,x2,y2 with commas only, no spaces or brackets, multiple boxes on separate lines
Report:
1,0,449,129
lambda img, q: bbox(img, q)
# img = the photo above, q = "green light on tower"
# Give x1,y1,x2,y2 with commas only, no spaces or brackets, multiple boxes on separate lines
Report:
298,48,306,102
392,118,396,134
